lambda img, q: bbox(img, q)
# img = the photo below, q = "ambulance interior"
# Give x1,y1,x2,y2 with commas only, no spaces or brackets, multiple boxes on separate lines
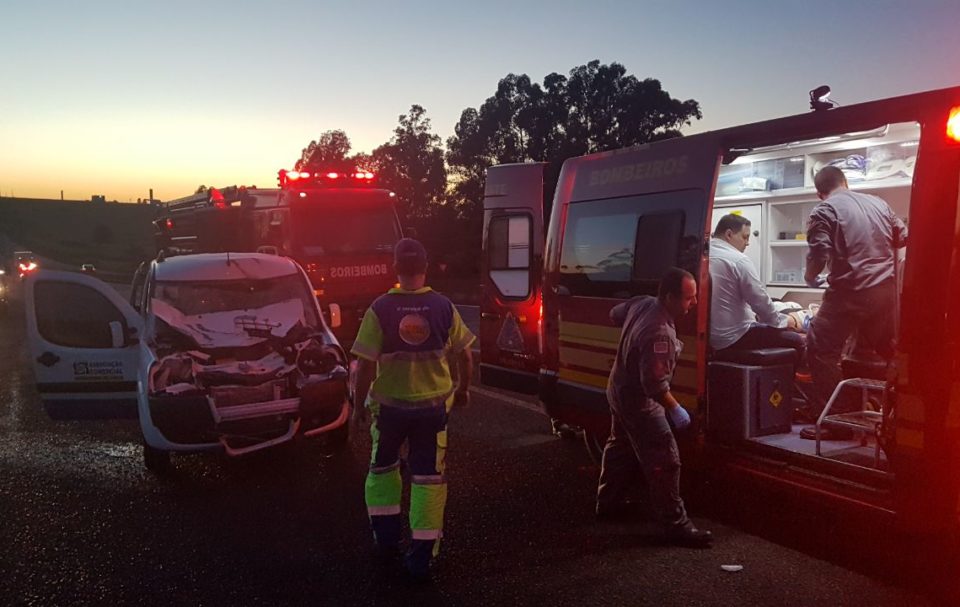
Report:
707,121,917,475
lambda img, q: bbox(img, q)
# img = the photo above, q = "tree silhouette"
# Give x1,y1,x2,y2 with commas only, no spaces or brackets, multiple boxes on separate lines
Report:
445,60,702,259
285,60,701,279
369,105,447,226
296,130,354,172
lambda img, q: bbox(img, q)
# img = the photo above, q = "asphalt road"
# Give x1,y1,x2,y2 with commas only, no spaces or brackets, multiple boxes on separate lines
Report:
0,300,935,606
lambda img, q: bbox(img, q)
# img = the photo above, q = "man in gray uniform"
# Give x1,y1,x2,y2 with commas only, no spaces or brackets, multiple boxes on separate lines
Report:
801,166,907,440
595,267,712,547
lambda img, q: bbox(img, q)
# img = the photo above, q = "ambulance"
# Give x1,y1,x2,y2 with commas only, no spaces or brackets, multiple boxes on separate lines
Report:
481,86,960,577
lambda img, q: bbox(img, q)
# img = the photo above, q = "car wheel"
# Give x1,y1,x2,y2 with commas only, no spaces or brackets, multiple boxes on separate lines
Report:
583,429,607,466
143,442,172,473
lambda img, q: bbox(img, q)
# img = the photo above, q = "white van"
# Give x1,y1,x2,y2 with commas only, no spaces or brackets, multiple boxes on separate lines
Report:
25,252,351,471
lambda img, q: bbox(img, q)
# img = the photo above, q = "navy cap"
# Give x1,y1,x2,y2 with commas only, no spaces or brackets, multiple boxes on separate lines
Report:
394,238,428,274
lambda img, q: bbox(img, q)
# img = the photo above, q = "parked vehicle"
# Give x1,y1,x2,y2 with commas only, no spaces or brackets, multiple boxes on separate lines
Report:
481,85,960,581
24,252,351,472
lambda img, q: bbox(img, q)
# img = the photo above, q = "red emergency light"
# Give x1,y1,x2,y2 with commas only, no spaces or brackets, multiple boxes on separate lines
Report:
210,188,227,209
947,106,960,143
278,167,377,187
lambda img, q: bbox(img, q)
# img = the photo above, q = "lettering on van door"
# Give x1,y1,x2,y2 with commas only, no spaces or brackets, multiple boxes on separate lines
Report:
588,155,689,186
73,360,124,380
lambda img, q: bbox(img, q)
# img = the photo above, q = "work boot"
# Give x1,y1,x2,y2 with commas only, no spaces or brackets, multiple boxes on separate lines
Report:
402,553,434,584
664,521,713,548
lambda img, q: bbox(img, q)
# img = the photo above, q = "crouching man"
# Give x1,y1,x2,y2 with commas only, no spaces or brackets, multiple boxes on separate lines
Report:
596,267,712,548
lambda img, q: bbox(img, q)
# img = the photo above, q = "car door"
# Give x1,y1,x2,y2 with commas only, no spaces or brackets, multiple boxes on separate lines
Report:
25,270,143,419
480,163,546,394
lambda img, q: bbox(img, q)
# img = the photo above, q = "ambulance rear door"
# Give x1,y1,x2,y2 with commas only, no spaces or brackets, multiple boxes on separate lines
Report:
548,135,722,437
480,163,547,394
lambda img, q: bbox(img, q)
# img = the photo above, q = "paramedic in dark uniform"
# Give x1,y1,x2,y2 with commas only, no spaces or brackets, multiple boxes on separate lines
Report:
800,166,907,440
352,238,475,582
595,267,713,547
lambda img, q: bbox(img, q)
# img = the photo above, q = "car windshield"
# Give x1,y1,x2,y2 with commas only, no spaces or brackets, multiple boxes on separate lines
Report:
152,273,320,327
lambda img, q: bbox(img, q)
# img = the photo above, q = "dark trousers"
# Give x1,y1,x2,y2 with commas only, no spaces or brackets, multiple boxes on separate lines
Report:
806,282,896,414
596,408,688,528
366,403,448,571
723,323,805,356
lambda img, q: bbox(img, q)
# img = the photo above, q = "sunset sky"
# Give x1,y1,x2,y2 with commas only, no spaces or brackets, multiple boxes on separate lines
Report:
2,0,958,202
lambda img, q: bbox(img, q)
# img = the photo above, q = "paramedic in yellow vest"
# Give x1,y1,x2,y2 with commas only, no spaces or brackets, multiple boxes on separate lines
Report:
352,238,475,581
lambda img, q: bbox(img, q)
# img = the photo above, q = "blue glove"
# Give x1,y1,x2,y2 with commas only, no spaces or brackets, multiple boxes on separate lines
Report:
805,274,826,288
667,405,691,430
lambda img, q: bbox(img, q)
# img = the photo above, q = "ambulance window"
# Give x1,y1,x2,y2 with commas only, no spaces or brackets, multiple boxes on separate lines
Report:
559,190,704,297
488,214,531,299
559,204,638,295
35,281,126,348
633,212,684,280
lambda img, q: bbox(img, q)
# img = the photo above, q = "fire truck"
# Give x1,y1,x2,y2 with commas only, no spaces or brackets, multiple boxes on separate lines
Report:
480,86,960,587
155,170,402,345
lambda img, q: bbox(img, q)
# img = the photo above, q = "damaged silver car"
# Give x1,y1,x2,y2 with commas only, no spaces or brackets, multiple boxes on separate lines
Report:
25,252,351,472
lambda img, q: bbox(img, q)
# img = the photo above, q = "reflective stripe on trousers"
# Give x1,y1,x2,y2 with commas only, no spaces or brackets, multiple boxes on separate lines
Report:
365,402,448,566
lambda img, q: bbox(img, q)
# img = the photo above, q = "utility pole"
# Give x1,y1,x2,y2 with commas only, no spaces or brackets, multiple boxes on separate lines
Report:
60,190,64,200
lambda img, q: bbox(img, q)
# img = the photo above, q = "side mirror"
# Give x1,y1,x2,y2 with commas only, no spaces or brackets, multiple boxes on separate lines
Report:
327,303,342,329
110,321,139,348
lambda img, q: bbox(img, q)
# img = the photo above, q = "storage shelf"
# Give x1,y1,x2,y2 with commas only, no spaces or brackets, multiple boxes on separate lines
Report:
715,177,912,203
770,241,808,247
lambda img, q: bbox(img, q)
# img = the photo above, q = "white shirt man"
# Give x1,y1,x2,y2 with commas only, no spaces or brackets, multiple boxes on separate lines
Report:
709,214,803,353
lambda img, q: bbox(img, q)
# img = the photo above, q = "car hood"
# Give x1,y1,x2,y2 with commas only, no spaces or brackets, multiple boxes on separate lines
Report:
151,298,306,348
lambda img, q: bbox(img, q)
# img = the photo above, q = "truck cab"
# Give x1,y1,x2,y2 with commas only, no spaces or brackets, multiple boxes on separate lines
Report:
25,252,351,472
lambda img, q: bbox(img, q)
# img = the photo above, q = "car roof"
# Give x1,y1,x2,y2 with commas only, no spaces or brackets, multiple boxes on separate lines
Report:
152,253,301,282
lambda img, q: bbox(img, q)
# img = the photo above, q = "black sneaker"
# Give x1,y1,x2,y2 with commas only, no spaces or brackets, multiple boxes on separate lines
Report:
664,522,713,548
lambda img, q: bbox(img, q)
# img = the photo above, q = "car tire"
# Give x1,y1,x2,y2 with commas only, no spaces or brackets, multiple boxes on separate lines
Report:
143,442,172,473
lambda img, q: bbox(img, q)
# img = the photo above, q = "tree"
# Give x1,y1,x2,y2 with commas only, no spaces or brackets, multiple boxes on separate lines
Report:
443,60,701,274
296,130,354,172
370,105,447,228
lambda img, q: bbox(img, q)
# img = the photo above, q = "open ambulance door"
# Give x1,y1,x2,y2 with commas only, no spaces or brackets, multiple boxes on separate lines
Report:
25,271,143,420
544,136,722,454
480,163,547,394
